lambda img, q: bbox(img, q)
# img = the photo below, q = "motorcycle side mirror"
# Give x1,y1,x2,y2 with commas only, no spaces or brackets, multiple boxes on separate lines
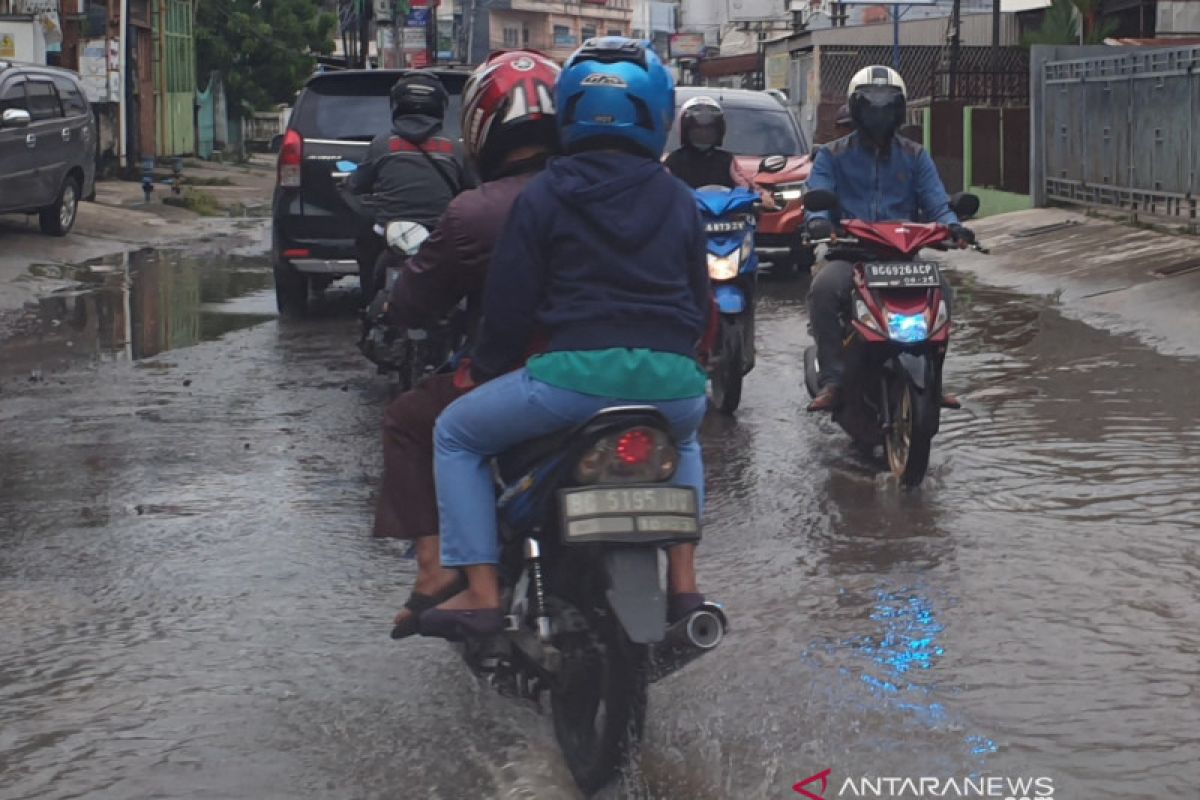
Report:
949,192,980,221
802,188,838,213
759,155,788,174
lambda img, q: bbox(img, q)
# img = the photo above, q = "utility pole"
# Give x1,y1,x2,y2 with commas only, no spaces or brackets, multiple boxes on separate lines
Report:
991,0,1000,104
948,0,961,100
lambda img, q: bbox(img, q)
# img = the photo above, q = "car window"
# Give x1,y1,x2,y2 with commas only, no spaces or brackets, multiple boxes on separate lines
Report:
52,76,88,116
666,104,806,156
0,79,26,113
291,79,463,142
25,80,63,121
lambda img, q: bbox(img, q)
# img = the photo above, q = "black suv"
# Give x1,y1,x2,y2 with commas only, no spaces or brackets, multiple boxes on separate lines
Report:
0,61,96,236
270,68,469,315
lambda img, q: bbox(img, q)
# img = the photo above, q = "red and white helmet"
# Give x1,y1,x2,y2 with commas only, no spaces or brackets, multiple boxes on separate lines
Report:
461,50,560,180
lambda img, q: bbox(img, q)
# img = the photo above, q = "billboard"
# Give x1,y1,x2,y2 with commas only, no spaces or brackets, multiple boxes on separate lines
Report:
669,32,706,59
727,0,784,23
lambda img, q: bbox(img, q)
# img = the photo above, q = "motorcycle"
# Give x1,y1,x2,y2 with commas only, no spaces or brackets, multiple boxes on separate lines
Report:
800,188,985,487
335,160,462,388
442,406,727,793
695,185,760,414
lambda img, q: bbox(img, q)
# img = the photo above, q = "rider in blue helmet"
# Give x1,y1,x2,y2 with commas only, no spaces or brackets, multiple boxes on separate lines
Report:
413,38,720,641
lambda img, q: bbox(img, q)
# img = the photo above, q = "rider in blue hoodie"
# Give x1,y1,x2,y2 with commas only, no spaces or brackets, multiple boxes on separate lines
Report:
417,38,713,640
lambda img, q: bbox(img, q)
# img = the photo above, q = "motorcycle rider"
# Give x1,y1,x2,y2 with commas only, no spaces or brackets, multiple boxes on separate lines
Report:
664,96,774,206
417,37,714,640
805,66,971,412
373,51,562,639
348,70,468,302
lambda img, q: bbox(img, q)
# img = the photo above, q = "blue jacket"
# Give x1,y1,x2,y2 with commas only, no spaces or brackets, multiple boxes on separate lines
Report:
471,151,710,381
807,132,958,226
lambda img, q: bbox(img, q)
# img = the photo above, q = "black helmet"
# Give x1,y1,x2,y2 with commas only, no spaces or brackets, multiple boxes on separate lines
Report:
679,96,725,152
390,71,449,120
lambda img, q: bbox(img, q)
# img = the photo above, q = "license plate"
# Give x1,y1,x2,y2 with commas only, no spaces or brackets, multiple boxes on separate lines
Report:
864,261,941,288
559,486,700,544
705,220,746,234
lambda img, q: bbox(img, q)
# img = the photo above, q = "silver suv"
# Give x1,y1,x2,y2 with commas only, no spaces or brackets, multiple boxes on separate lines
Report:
0,61,96,236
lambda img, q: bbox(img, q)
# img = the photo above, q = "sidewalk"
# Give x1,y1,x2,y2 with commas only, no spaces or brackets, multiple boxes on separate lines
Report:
0,156,274,317
944,208,1200,359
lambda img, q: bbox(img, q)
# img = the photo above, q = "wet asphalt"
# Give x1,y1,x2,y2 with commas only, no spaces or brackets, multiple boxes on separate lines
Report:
1,244,1198,799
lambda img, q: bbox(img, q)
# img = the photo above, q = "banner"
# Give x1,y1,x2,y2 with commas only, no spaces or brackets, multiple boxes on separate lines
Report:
668,32,705,59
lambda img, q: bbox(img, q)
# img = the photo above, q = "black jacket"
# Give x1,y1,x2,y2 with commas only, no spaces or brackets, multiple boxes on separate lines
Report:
348,114,467,228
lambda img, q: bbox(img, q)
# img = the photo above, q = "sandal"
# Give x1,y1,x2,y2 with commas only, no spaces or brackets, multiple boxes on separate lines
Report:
418,607,504,641
668,592,706,624
390,572,467,640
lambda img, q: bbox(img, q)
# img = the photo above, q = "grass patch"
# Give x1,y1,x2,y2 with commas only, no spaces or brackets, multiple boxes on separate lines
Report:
181,176,236,187
175,189,223,216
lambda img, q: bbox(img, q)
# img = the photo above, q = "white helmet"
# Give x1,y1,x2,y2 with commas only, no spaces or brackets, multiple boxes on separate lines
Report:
847,65,907,100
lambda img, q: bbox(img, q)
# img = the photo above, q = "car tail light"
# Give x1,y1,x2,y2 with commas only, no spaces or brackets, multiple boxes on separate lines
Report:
574,426,678,484
278,130,302,188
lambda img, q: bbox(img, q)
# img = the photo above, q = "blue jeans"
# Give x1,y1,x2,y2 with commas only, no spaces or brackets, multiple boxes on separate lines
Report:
434,369,707,567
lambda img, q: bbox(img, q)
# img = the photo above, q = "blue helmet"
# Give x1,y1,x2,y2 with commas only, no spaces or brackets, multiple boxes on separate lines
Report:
555,37,675,158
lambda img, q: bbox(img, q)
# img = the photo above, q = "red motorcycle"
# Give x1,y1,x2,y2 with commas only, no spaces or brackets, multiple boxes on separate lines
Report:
801,189,984,486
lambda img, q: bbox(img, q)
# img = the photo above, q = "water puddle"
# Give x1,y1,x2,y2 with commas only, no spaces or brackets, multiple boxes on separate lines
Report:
1,249,275,379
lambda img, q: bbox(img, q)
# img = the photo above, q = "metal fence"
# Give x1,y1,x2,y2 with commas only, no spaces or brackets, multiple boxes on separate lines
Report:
1034,45,1200,220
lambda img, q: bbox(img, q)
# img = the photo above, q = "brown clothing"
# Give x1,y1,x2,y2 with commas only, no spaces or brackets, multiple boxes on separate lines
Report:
373,374,466,538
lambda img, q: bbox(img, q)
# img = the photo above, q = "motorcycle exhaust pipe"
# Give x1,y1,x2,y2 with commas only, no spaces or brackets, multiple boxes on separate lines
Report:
648,602,727,683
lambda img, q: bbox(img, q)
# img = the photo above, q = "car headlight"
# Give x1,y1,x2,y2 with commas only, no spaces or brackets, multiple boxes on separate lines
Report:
708,252,740,281
854,296,882,333
772,181,806,205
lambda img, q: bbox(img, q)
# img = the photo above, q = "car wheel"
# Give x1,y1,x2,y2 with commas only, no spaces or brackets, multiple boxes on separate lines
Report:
39,175,81,236
274,259,310,317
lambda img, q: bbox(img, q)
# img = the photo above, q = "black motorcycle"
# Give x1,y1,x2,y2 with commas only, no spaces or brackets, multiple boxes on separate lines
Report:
447,406,726,793
337,160,461,388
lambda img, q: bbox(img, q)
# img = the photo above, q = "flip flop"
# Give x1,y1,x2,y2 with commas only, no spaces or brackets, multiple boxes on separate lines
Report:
390,572,467,640
418,607,505,641
668,592,706,624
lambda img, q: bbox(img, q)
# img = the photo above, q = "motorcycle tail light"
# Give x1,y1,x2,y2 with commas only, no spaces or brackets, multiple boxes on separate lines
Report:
574,426,678,484
854,296,882,334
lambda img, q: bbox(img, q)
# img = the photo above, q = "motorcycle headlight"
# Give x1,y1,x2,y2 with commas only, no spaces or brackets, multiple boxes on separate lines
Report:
708,252,740,281
854,296,882,334
772,181,806,206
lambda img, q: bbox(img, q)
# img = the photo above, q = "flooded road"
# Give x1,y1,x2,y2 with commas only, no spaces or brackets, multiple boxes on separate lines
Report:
1,253,1197,799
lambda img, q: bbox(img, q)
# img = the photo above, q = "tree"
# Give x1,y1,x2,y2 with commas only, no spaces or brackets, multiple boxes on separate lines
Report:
1023,0,1117,47
197,0,337,112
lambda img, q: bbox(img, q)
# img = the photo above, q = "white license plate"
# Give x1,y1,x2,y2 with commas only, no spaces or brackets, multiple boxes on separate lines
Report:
559,486,700,543
864,261,941,288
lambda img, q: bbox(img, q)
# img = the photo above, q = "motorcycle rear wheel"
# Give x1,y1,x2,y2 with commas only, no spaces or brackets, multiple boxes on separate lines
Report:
886,380,937,487
551,615,648,794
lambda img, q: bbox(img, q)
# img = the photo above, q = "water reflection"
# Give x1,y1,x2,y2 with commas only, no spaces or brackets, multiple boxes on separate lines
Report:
2,250,274,377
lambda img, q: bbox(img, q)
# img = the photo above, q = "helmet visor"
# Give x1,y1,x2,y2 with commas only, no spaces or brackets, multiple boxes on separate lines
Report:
854,85,904,110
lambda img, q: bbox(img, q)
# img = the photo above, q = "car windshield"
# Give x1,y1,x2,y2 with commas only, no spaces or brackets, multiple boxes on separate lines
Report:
666,105,805,156
291,79,463,141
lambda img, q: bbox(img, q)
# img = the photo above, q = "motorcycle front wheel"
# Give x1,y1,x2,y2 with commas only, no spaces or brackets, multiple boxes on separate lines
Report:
551,614,648,794
886,379,938,487
710,318,745,414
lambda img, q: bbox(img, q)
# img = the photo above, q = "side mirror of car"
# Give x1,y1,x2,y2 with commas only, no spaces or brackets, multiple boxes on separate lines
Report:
1,108,31,129
759,155,788,174
802,188,838,213
268,133,283,154
949,192,980,221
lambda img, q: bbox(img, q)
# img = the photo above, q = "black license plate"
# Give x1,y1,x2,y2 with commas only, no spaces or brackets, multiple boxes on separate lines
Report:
558,485,700,544
863,261,941,288
705,220,746,234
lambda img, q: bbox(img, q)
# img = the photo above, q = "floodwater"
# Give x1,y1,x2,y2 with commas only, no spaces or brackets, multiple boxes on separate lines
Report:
1,255,1197,800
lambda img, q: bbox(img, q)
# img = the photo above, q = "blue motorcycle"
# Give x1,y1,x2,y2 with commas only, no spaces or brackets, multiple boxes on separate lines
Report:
695,185,760,413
